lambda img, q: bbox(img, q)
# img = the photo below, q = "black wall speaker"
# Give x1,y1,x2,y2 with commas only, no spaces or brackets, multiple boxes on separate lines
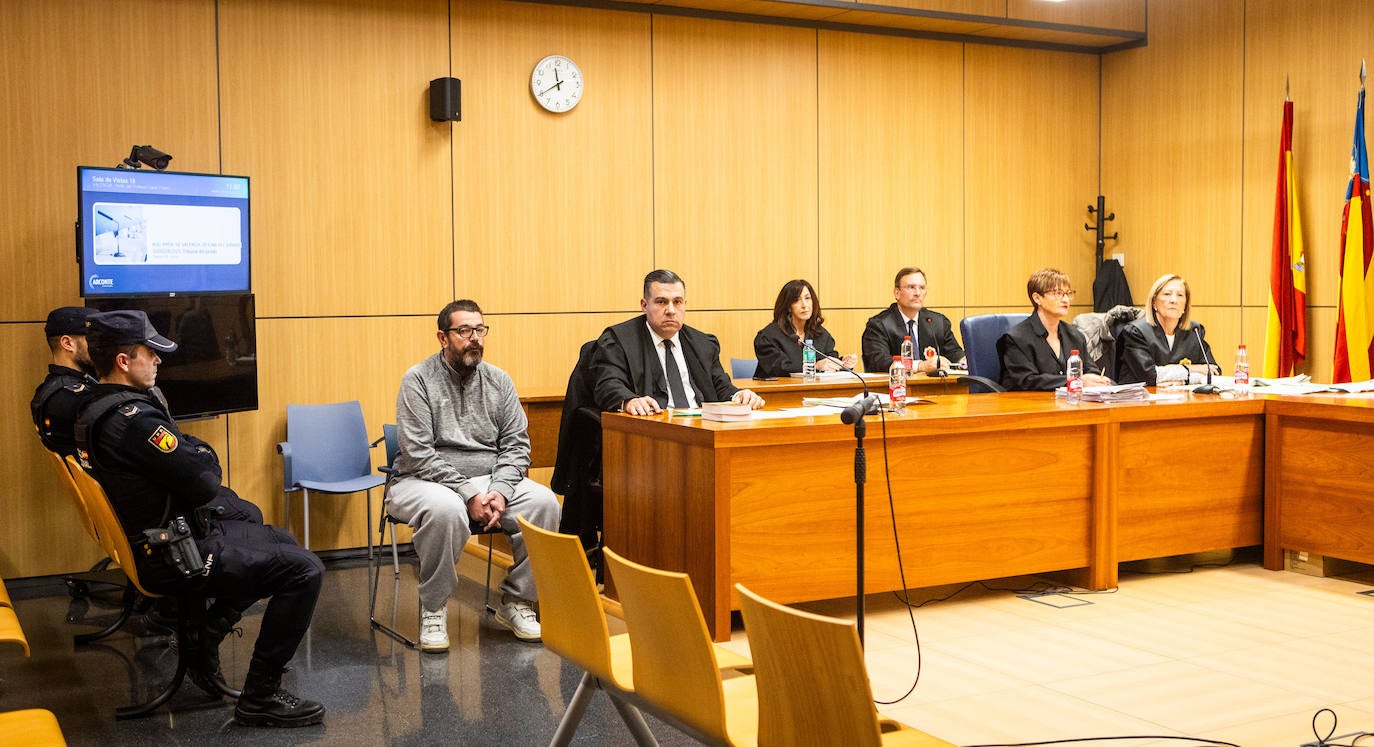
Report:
429,77,461,122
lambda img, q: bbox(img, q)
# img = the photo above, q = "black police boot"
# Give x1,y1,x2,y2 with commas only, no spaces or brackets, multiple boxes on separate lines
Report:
186,608,241,697
233,665,325,728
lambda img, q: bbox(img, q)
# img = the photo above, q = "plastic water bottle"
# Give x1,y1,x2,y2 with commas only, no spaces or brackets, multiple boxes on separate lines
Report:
888,356,907,411
900,335,915,372
1066,349,1084,404
1234,344,1250,396
802,339,817,381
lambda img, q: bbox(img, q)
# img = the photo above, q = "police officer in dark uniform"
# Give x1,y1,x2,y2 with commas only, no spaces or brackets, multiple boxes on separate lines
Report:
31,306,99,456
76,310,325,728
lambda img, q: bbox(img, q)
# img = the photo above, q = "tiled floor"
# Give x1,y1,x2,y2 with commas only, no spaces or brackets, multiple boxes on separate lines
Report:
5,551,1374,746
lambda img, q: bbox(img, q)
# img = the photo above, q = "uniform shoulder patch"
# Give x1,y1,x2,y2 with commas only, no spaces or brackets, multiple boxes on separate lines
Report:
119,403,140,417
64,382,88,393
148,425,178,453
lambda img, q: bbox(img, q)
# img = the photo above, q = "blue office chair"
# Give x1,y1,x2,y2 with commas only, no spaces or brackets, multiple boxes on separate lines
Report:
730,357,758,379
958,314,1024,393
277,401,385,552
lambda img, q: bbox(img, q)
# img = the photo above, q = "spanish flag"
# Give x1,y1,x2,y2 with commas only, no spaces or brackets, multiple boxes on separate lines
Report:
1334,64,1374,383
1264,99,1307,378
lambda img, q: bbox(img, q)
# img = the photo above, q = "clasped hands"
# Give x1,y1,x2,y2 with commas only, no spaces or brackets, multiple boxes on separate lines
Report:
467,490,506,531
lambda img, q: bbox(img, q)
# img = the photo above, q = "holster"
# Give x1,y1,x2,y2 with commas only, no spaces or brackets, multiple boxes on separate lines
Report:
143,516,208,577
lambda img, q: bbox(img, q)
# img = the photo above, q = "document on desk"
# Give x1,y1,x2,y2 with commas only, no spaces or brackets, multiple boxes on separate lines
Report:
801,393,933,409
1053,383,1149,402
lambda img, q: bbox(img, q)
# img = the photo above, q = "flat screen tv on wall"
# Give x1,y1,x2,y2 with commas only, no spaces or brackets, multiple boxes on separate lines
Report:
77,166,250,297
85,294,259,421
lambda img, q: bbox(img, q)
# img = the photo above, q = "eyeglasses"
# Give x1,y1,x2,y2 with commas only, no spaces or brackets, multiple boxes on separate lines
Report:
1041,289,1076,299
445,325,490,339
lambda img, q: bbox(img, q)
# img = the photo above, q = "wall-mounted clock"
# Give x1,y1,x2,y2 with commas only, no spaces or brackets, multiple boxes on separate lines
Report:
531,55,583,113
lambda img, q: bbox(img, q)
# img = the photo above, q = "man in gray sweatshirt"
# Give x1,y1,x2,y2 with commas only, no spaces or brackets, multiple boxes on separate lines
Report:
387,299,561,651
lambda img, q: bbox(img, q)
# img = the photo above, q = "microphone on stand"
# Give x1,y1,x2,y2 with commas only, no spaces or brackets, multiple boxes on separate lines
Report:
800,338,878,417
1191,326,1221,394
923,318,946,378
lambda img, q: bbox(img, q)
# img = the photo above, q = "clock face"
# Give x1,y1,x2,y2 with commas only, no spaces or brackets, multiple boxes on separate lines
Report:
531,55,583,113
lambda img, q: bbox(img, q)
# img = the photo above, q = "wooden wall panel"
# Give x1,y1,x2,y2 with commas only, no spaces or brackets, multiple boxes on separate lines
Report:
877,0,1002,16
482,311,631,394
964,45,1100,308
0,0,219,323
817,31,964,310
0,325,105,578
1007,0,1146,32
451,2,653,314
217,0,452,319
652,16,819,311
1241,0,1374,312
1101,0,1244,308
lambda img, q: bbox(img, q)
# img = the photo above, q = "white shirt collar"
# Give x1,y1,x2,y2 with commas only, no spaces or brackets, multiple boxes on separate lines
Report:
646,320,680,348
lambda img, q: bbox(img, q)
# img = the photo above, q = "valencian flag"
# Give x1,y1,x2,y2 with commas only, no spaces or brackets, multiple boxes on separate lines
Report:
1334,62,1374,383
1264,98,1308,377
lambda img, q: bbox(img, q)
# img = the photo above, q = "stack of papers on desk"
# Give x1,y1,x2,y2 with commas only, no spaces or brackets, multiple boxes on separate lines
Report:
1054,383,1149,402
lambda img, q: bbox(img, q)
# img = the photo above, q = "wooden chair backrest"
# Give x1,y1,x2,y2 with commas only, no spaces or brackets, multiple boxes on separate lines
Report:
43,449,98,543
63,456,159,599
736,584,883,747
603,548,727,741
517,517,620,687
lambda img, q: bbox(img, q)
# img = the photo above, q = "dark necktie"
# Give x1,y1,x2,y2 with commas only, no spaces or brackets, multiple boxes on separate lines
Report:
906,319,917,352
662,339,689,408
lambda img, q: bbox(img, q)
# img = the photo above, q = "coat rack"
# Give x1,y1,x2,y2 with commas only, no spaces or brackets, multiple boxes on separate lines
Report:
1084,195,1118,266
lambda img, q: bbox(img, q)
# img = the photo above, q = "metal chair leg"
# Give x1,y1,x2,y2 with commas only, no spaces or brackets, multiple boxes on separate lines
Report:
74,584,138,645
369,511,417,648
484,536,496,616
550,672,598,747
302,488,311,551
608,694,659,746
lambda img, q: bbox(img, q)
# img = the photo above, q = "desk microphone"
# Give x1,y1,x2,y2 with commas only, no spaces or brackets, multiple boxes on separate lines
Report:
1191,326,1221,394
800,338,878,418
923,319,946,377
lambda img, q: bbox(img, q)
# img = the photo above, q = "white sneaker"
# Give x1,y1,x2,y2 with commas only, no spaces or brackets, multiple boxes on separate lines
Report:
420,606,449,652
495,600,541,641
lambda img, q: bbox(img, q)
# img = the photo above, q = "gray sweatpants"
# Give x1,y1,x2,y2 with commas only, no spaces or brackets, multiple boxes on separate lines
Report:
386,474,561,612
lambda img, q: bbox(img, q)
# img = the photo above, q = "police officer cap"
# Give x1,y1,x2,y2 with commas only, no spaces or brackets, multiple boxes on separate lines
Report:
44,306,98,338
87,310,179,353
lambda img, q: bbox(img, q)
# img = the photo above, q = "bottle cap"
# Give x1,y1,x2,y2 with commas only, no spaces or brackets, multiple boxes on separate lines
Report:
903,335,911,341
1070,349,1079,355
1238,344,1246,350
893,355,901,361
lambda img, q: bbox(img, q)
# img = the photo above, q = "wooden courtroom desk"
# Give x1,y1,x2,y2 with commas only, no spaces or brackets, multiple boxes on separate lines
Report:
1264,395,1374,572
601,391,1266,641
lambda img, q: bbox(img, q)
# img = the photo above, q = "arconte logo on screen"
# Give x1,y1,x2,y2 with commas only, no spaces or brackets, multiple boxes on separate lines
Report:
88,275,115,290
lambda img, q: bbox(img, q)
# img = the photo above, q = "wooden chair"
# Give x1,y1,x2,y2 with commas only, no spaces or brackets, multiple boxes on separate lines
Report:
602,548,758,747
518,517,656,746
0,607,28,656
735,584,956,747
0,579,10,609
0,708,66,746
43,449,140,644
64,455,241,717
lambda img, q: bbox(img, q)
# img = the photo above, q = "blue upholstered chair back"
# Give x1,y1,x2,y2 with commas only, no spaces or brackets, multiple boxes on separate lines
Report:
730,357,758,379
284,401,375,486
959,314,1025,393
